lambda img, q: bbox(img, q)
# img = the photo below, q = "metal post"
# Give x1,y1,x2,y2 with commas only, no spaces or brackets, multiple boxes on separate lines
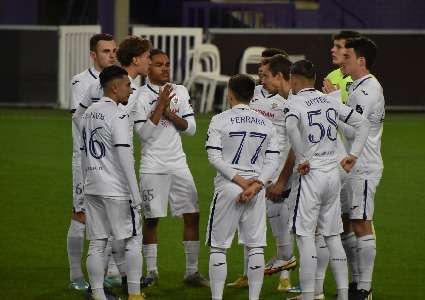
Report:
114,0,129,43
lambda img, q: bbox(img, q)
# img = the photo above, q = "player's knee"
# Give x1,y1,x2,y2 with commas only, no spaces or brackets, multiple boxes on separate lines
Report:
210,247,226,255
144,217,159,229
246,247,264,255
88,239,107,256
125,236,141,252
183,212,199,226
67,219,85,238
351,220,372,236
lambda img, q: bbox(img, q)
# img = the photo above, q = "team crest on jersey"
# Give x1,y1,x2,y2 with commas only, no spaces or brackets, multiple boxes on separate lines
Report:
119,114,129,119
346,82,352,91
271,102,278,109
361,90,369,96
355,104,363,114
283,107,289,114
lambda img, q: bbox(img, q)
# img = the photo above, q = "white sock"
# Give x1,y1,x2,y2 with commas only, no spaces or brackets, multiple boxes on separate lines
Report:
111,239,127,277
243,246,249,276
247,248,264,300
87,239,107,291
325,235,348,300
315,234,329,295
103,239,112,273
125,236,142,295
341,232,359,283
296,235,316,300
142,243,158,273
357,235,376,291
183,240,200,276
92,288,107,300
276,234,292,261
67,219,85,281
209,248,227,300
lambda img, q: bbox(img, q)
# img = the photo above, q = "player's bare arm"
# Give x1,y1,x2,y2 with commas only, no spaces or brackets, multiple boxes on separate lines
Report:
266,148,295,201
149,83,175,125
163,108,188,131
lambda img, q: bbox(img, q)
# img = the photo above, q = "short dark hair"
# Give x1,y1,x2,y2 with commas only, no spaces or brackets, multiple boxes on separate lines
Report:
261,48,288,58
150,48,167,60
117,36,151,67
345,37,378,70
263,54,292,80
290,59,316,80
332,30,361,41
99,65,128,88
228,74,255,103
90,33,114,52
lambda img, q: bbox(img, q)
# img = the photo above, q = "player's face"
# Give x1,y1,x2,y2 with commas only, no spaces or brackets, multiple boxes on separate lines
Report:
92,40,117,70
134,50,151,76
341,48,360,75
149,54,170,85
261,65,279,93
115,76,132,105
331,39,346,66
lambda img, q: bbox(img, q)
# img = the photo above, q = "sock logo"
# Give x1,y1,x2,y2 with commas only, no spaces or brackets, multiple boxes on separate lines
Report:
249,265,262,270
213,262,225,267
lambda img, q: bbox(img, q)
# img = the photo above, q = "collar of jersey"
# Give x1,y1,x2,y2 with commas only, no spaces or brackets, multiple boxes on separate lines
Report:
89,67,100,79
351,74,372,91
101,96,117,105
232,103,250,110
297,87,316,94
147,83,160,95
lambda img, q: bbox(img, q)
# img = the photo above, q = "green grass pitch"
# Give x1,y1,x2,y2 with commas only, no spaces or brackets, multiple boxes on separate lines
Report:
0,108,424,299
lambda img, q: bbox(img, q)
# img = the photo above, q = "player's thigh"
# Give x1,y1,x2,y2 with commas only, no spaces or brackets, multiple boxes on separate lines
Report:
291,173,321,237
348,177,380,221
206,182,243,249
319,169,343,236
104,198,140,240
169,169,199,217
72,165,85,213
140,173,172,218
85,194,109,240
240,189,267,248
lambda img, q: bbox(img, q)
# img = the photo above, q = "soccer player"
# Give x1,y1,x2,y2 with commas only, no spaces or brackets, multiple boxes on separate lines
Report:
206,74,280,300
339,37,384,300
81,65,144,300
68,33,116,290
324,31,361,103
133,49,208,287
284,60,369,300
228,49,298,292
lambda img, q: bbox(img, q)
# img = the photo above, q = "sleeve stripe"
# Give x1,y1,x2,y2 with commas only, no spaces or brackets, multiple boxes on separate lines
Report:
134,119,147,124
182,113,194,118
285,114,299,122
70,109,76,114
344,109,354,123
206,146,223,151
265,150,280,154
114,144,131,147
79,103,88,109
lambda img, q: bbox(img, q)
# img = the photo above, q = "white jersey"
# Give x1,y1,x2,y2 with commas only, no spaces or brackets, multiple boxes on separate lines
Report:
284,88,367,171
71,68,100,165
81,97,132,197
346,75,384,178
206,104,280,187
134,83,195,173
250,85,289,165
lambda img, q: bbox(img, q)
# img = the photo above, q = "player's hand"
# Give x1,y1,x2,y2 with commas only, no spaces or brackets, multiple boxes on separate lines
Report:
266,181,285,202
232,175,260,190
340,154,357,173
238,182,263,203
322,79,338,94
158,84,175,110
297,161,310,175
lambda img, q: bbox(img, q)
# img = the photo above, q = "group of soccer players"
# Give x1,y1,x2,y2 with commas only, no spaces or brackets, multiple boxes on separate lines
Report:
66,30,384,300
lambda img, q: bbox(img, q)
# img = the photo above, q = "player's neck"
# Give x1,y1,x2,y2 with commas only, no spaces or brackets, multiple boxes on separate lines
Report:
351,69,369,81
148,78,167,87
125,66,139,80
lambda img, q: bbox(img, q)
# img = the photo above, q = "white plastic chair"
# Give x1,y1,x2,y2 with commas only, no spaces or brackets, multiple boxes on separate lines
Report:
239,46,266,81
185,44,230,113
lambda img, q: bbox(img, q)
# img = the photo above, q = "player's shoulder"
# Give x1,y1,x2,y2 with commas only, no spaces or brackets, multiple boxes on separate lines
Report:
71,68,96,85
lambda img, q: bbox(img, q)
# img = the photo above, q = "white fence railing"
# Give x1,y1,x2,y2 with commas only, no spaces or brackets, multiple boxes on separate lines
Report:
58,25,101,109
132,26,203,84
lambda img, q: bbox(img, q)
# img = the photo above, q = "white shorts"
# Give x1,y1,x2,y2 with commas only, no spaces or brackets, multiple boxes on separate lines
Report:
346,177,380,220
291,168,343,237
72,164,85,213
85,194,140,241
140,169,199,219
206,182,267,249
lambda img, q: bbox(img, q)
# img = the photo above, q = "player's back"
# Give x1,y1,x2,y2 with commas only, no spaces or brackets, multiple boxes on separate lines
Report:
286,88,340,171
81,98,130,197
210,105,277,178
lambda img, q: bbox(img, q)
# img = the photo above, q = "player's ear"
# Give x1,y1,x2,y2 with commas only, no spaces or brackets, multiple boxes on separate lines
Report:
90,50,96,61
